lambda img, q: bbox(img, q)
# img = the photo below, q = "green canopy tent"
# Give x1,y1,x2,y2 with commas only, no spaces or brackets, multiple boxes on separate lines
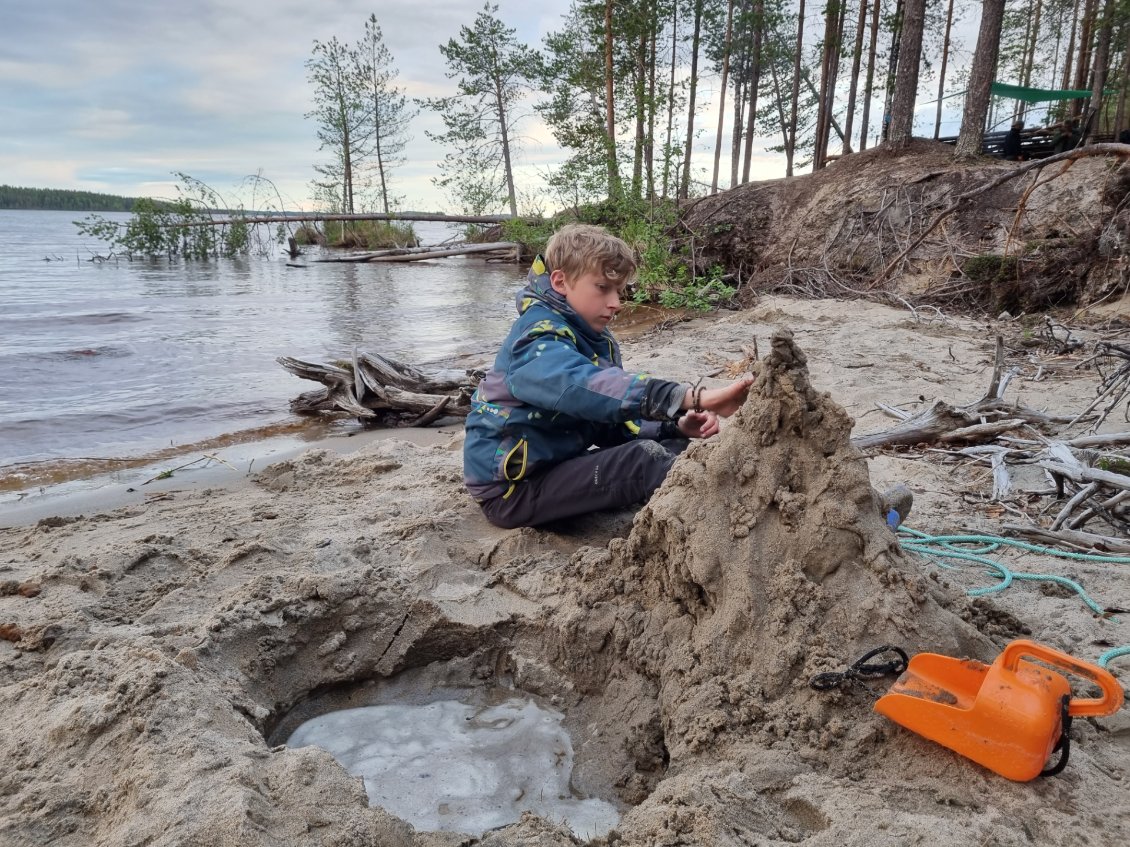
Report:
990,82,1097,103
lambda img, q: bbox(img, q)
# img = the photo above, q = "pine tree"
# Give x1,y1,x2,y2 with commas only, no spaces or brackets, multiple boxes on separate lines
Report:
305,36,367,213
955,0,1006,158
420,3,538,215
355,15,415,214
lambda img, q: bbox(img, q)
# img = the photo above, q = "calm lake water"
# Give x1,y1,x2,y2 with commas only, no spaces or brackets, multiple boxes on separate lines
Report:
0,210,522,490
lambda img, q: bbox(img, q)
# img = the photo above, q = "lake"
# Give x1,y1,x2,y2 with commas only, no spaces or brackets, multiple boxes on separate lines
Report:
0,210,522,495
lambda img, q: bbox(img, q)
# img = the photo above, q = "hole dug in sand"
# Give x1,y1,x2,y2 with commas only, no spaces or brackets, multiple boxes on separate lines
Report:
217,585,667,843
273,674,619,839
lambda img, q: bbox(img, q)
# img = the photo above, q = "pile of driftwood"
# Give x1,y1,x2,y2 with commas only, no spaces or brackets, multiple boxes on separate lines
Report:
857,335,1130,553
277,350,483,427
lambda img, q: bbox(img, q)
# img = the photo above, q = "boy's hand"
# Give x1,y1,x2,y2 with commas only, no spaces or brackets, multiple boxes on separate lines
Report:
685,375,754,418
677,410,720,439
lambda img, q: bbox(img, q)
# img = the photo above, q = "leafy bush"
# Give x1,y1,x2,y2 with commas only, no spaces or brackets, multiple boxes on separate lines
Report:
500,218,556,257
74,174,254,259
293,223,327,246
497,197,736,312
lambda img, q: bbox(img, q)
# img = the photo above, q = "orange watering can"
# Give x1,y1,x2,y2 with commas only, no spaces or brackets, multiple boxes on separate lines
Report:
875,639,1124,781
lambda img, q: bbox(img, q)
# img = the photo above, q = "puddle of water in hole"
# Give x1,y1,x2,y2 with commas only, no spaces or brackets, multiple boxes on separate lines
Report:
286,697,620,839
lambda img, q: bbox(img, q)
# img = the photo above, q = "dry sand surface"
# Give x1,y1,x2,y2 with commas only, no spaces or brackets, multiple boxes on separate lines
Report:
2,295,1128,846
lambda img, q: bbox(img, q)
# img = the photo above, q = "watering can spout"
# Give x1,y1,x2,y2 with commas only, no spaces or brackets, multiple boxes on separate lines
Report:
875,639,1124,781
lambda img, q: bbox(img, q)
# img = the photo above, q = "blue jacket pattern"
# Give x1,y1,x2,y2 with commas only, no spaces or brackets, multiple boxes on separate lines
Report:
463,258,682,501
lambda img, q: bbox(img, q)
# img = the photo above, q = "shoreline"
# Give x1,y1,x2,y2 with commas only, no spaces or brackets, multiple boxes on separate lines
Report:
0,302,687,529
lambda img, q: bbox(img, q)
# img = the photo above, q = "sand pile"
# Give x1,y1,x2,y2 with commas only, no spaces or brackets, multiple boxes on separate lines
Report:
608,328,993,757
556,328,1126,845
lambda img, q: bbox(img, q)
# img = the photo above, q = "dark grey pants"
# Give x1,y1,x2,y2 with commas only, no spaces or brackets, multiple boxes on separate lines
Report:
479,439,686,529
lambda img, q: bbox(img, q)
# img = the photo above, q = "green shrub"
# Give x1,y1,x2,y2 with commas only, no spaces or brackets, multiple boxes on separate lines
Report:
293,223,326,246
74,174,253,259
332,220,416,249
963,254,1018,284
495,197,737,313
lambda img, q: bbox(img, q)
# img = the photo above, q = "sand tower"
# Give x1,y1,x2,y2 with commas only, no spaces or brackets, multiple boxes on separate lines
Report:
599,328,994,761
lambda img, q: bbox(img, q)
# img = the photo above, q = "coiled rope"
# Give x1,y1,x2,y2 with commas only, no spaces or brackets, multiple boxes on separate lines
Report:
896,527,1129,667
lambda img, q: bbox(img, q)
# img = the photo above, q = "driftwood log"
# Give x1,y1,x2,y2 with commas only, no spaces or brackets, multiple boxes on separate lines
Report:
850,337,1074,450
316,242,521,264
277,350,483,426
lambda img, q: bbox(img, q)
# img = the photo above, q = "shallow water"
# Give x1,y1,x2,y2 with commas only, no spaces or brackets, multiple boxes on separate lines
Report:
0,211,521,487
286,697,620,838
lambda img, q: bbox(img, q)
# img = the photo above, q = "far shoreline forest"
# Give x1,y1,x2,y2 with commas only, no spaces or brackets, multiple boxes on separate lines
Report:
0,185,140,212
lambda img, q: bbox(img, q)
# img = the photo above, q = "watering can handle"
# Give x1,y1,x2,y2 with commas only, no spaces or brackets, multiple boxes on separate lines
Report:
1000,639,1125,718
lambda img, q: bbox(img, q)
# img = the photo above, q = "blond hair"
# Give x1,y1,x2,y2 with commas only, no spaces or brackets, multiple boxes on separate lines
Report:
545,224,637,288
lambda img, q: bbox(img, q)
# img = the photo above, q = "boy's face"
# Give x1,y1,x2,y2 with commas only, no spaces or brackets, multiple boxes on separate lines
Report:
550,268,624,333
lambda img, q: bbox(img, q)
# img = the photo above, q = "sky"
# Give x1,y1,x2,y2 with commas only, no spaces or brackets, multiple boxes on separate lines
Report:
3,1,981,213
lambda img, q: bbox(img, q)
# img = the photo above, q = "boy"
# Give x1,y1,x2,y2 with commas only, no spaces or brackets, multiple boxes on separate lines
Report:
463,223,754,529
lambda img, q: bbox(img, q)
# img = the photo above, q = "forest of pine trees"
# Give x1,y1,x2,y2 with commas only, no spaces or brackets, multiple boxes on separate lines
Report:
304,0,1130,216
0,185,139,211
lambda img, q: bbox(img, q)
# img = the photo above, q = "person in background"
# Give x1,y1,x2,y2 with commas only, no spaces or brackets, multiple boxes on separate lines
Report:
1001,121,1025,161
1053,118,1081,153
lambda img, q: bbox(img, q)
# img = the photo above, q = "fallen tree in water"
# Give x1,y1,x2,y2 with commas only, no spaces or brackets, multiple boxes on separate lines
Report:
315,242,521,263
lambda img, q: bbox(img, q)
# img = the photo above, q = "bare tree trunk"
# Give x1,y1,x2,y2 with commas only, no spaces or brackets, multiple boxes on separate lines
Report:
844,0,869,152
860,0,882,150
769,52,794,168
1062,0,1082,90
934,0,956,139
605,0,622,198
646,2,658,200
1114,18,1130,134
493,71,519,218
955,0,1007,158
730,1,749,189
343,124,355,215
787,0,806,177
1086,0,1114,141
1018,0,1044,122
886,0,924,147
741,4,764,183
881,0,906,144
633,28,647,198
814,0,842,169
663,1,678,199
731,69,745,188
712,0,736,193
682,0,705,197
1073,0,1099,119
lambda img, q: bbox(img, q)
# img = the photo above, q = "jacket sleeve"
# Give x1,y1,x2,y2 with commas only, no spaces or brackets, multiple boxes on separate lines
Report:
505,320,686,423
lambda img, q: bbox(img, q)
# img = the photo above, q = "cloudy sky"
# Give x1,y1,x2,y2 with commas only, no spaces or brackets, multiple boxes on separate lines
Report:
3,1,977,213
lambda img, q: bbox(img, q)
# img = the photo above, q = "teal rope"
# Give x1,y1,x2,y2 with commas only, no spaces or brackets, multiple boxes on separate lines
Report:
896,527,1124,620
1098,646,1130,668
897,526,1130,670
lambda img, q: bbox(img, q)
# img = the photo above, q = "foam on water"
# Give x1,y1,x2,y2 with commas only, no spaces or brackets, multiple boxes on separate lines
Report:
286,697,620,839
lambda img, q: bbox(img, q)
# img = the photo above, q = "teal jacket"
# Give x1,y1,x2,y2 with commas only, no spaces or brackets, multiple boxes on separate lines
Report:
463,257,687,501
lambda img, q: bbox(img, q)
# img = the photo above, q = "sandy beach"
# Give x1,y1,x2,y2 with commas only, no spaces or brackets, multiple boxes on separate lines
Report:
2,295,1127,846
